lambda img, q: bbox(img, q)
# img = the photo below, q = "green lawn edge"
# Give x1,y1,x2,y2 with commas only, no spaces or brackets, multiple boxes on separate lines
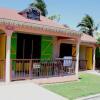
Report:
43,73,100,100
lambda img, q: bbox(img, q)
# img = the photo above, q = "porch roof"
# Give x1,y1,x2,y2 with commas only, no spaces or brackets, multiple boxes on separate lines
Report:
0,8,82,37
81,33,97,44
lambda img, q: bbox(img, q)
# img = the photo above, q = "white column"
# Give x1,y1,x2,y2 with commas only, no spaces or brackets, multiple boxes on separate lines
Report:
5,31,12,83
93,47,96,71
75,39,80,78
53,37,58,58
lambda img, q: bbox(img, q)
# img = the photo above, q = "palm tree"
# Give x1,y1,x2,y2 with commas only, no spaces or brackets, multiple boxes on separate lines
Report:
77,14,98,36
30,0,48,16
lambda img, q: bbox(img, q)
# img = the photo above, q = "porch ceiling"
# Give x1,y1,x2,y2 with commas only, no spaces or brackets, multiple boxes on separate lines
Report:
0,8,82,38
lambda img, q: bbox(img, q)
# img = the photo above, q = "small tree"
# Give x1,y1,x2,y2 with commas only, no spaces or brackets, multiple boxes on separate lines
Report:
97,37,100,44
48,14,61,22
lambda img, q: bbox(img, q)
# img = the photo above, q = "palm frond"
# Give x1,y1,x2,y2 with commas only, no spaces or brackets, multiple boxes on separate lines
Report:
77,14,98,36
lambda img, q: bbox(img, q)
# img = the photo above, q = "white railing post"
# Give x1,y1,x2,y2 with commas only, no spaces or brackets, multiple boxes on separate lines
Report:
75,39,80,78
5,30,12,83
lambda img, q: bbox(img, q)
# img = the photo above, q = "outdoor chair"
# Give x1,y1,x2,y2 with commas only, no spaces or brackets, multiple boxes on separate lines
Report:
63,56,74,74
66,61,75,74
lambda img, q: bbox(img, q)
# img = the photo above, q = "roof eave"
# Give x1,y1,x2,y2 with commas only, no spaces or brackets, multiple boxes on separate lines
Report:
0,18,82,37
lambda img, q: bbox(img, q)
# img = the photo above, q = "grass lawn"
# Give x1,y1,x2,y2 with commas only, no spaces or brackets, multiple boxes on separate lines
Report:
43,73,100,100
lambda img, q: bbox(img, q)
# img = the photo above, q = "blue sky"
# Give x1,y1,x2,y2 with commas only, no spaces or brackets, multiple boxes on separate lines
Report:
0,0,100,31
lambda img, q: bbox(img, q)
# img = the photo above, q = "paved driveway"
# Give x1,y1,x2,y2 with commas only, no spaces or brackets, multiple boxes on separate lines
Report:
77,94,100,100
85,96,100,100
0,81,67,100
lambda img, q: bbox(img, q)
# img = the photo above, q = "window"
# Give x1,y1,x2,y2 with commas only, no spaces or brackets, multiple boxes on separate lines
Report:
27,8,40,20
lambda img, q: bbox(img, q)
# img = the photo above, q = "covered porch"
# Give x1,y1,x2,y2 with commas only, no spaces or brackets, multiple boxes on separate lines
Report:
54,36,96,72
0,27,80,83
0,30,96,84
0,31,96,83
10,31,78,81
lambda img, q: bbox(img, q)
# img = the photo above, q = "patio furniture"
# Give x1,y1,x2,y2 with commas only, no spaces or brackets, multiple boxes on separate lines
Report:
56,57,75,75
66,60,76,74
63,56,74,74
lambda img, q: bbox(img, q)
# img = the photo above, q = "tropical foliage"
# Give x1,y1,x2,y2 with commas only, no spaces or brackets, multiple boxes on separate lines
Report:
30,0,61,22
95,32,100,39
30,0,48,16
48,14,61,22
97,37,100,44
77,14,98,36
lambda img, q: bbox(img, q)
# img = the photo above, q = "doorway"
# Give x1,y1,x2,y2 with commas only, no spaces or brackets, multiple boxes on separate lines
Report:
59,43,72,58
17,33,41,59
86,47,93,70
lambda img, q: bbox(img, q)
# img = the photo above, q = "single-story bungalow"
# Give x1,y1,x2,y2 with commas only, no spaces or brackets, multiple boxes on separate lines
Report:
0,7,97,83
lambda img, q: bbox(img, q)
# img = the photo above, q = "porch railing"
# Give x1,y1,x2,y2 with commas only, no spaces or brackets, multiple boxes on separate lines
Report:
79,60,87,70
11,59,76,81
0,59,5,81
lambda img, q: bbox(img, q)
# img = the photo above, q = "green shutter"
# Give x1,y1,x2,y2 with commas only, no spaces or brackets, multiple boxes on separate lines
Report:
96,47,100,58
41,36,53,59
11,33,17,71
11,33,17,59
